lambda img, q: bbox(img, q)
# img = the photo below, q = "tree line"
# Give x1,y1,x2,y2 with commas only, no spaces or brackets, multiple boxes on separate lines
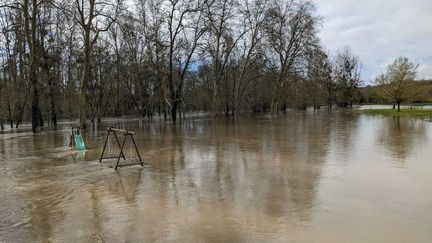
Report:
0,0,363,132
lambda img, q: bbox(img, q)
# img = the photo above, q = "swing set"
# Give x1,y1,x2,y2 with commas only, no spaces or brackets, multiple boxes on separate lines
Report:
99,127,144,170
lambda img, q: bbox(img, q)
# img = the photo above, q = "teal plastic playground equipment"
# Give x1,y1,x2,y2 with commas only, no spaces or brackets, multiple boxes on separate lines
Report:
74,134,86,151
69,127,86,151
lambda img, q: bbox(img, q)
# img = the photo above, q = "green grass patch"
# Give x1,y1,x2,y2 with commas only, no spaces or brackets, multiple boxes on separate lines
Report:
356,108,432,118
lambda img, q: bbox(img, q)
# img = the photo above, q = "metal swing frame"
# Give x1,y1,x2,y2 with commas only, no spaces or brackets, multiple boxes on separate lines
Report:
99,127,144,170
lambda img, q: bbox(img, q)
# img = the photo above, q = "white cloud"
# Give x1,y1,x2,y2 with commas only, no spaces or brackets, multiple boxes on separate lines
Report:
314,0,432,83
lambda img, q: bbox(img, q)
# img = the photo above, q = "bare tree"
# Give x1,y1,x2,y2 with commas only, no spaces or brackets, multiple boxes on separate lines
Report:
164,0,206,122
59,0,120,128
264,0,318,115
231,0,268,116
0,8,16,129
21,0,44,132
305,46,332,109
135,0,169,119
333,47,361,107
203,0,247,117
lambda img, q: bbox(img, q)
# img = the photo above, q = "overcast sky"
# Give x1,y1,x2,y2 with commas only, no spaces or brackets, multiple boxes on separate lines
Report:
314,0,432,83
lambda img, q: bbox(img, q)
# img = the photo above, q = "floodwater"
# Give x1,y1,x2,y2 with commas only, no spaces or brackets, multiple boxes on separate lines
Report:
1,110,432,242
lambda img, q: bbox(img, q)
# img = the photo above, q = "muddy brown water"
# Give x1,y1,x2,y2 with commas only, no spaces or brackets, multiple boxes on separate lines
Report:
1,110,432,242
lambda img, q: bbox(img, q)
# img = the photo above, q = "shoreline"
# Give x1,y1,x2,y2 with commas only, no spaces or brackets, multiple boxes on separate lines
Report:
355,108,432,118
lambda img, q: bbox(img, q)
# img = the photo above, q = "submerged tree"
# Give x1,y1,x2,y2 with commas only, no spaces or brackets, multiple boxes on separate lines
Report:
333,47,361,107
23,0,44,133
264,0,318,115
203,0,247,118
164,0,207,122
59,0,120,128
305,47,332,109
231,0,268,116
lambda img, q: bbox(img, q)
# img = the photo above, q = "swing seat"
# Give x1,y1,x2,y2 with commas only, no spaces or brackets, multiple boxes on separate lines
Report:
74,134,86,151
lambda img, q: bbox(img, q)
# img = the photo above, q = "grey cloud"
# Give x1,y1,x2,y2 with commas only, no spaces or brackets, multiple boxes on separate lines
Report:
315,0,432,83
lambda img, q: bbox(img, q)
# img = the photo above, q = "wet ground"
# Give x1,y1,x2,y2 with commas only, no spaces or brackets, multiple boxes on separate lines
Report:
1,110,432,242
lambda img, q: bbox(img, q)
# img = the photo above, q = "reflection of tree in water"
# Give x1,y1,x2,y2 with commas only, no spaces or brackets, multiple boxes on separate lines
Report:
78,168,146,242
164,113,335,233
329,111,360,159
378,117,427,163
0,135,4,155
78,114,356,240
12,130,93,242
26,130,144,242
26,133,67,241
109,169,143,202
261,111,333,222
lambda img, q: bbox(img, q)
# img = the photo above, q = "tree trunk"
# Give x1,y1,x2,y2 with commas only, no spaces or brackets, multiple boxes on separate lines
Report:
39,109,44,127
30,72,40,133
24,0,42,133
397,102,401,112
15,87,30,129
224,102,230,117
47,70,57,126
79,27,91,129
4,77,13,129
270,88,278,116
171,101,178,122
79,70,88,129
212,81,218,118
234,98,239,117
178,103,182,122
0,84,3,130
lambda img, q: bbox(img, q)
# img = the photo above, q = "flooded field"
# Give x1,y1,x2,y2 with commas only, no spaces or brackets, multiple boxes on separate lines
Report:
1,110,432,242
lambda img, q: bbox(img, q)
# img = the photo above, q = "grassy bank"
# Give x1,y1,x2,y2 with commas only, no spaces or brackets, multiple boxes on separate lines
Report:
356,108,432,118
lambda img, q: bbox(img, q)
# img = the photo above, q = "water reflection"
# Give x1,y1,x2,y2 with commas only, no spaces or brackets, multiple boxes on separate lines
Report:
110,169,143,203
377,116,427,164
1,111,432,242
